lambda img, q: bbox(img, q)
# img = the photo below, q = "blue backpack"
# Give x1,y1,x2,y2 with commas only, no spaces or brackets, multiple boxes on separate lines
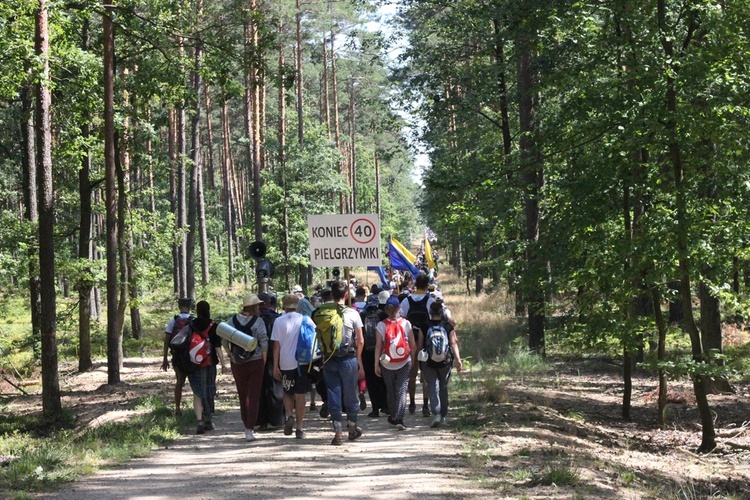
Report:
296,317,318,365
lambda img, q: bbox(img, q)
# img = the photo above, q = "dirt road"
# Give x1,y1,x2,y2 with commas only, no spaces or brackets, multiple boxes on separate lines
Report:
43,361,483,499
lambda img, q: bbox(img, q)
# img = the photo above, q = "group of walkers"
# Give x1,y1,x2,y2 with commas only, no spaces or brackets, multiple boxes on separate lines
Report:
160,270,462,446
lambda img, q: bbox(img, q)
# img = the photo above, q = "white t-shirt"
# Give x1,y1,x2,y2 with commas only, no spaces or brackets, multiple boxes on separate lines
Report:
342,307,364,355
271,311,315,371
376,318,413,371
165,312,192,334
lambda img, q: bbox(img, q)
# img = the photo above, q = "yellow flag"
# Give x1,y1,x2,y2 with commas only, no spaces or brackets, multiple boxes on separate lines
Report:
424,237,436,270
390,236,416,264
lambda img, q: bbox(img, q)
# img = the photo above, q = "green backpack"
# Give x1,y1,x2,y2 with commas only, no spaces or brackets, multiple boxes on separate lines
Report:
313,302,351,362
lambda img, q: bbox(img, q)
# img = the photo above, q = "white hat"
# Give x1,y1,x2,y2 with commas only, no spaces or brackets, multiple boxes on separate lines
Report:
291,285,303,294
378,290,390,305
243,293,261,307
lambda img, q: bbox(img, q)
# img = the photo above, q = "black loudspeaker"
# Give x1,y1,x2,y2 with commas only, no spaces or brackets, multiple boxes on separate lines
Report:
248,240,267,259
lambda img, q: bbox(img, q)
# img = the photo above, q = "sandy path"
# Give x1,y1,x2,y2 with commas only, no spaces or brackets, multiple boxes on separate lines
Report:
46,389,482,499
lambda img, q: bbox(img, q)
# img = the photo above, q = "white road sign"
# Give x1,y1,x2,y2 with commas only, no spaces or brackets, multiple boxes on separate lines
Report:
307,213,381,267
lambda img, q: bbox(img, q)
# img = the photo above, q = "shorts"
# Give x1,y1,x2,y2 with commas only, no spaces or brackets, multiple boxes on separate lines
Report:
281,368,311,395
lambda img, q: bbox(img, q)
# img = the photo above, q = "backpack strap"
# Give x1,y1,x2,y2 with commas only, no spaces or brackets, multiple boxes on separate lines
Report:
196,321,215,339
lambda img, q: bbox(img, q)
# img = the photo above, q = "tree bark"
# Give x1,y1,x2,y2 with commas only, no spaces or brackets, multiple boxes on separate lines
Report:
204,84,217,190
78,95,94,368
698,280,733,394
651,287,668,427
296,0,304,146
221,97,235,287
35,0,62,414
103,0,121,384
517,44,545,355
21,86,41,359
475,230,484,296
658,0,715,452
186,0,204,299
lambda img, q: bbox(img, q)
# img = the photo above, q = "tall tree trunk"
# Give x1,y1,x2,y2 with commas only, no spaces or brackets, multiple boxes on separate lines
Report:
198,147,210,287
278,24,291,290
651,287,668,427
103,0,121,384
698,280,732,394
21,87,41,358
221,98,235,287
177,104,188,298
517,44,545,355
475,230,484,296
349,79,357,213
36,0,62,415
114,130,128,356
204,84,217,190
186,0,204,299
251,11,263,244
375,152,381,218
322,37,331,140
295,0,304,146
78,79,94,369
658,0,715,452
168,109,180,295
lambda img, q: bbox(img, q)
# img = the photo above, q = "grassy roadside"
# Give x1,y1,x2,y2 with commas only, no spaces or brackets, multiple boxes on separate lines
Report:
0,395,193,498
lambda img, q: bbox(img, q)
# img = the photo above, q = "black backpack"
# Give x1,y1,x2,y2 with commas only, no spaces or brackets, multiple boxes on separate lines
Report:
229,315,260,361
361,306,381,351
406,295,430,342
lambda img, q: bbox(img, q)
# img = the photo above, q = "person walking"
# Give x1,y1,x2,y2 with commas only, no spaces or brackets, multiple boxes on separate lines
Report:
161,297,193,416
420,301,463,427
361,290,388,417
400,273,435,416
375,295,417,430
224,294,268,442
313,280,364,445
185,300,227,434
256,292,285,431
272,294,316,439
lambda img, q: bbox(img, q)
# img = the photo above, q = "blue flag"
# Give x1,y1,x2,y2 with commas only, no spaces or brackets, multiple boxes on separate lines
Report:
389,239,419,276
367,265,389,285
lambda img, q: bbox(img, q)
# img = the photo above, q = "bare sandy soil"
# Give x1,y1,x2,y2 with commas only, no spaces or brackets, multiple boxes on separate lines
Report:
7,355,750,499
24,358,483,499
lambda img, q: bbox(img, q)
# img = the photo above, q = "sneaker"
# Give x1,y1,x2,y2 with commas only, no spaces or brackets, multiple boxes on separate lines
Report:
196,420,205,435
347,423,363,441
422,405,431,417
204,420,215,431
295,429,306,439
331,433,343,446
431,415,442,428
319,402,329,419
408,402,416,414
245,430,256,442
395,421,407,431
440,416,447,425
387,416,398,426
284,415,295,436
359,392,367,411
367,410,380,418
309,403,317,410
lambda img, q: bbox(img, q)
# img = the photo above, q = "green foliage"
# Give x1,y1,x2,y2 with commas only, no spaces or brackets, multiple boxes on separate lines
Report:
640,351,737,382
537,465,581,487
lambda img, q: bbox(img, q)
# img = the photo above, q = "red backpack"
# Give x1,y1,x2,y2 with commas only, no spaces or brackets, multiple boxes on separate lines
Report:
382,318,411,363
188,322,214,368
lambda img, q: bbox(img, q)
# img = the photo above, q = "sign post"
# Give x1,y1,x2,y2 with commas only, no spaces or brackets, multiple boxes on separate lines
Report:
307,214,381,268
